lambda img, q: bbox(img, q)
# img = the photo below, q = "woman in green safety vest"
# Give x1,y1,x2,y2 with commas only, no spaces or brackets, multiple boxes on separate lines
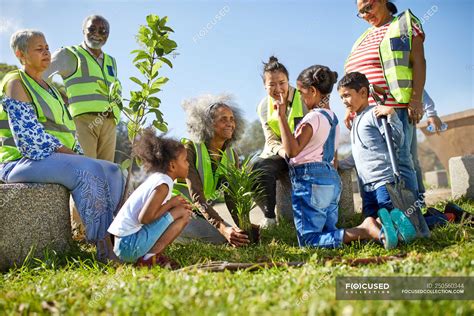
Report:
178,93,250,247
345,0,426,195
0,30,125,262
254,56,307,228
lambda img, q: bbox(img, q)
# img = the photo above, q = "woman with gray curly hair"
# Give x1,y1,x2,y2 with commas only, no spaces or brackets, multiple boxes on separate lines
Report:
176,93,250,247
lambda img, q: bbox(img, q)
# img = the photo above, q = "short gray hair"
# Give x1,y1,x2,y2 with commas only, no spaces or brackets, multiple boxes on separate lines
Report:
82,15,110,32
181,93,245,145
10,29,45,56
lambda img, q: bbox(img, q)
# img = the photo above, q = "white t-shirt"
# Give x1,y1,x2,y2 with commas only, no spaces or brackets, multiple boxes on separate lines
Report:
108,172,174,237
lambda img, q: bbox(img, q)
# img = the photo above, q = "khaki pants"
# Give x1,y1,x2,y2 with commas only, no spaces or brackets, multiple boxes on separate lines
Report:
70,113,118,240
74,113,117,161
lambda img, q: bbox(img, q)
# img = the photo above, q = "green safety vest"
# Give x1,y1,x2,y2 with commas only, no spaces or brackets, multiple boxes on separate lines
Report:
259,89,304,138
0,70,77,163
64,45,121,123
347,9,423,104
173,141,236,201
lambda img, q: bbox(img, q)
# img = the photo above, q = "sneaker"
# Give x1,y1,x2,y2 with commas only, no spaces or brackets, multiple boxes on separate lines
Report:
136,254,180,270
390,208,417,243
377,208,398,250
259,217,277,229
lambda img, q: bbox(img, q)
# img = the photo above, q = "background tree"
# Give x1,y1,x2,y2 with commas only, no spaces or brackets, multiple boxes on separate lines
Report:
0,63,18,81
235,119,265,158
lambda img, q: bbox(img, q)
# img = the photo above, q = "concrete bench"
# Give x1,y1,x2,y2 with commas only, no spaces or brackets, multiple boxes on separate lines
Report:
449,155,474,199
275,169,355,223
425,169,449,188
0,183,71,271
275,173,293,222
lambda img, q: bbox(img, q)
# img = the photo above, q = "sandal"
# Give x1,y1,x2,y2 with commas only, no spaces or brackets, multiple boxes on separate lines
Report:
136,254,180,270
390,208,417,243
377,208,398,250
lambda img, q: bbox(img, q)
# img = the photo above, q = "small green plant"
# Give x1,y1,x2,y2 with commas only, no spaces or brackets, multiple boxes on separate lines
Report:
220,156,264,243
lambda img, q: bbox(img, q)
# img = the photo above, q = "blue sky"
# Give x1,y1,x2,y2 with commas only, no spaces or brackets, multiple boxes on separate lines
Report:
1,0,472,138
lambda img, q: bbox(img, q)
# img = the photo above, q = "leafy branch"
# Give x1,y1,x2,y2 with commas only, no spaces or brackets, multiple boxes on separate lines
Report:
97,14,177,200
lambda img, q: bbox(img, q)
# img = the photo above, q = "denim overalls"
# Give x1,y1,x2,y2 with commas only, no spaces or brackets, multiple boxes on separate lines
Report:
289,110,344,248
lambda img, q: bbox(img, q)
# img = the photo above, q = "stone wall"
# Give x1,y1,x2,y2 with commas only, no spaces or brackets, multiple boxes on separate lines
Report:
418,109,474,171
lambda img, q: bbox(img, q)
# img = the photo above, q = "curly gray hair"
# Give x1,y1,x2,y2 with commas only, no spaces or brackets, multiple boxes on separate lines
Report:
181,93,245,145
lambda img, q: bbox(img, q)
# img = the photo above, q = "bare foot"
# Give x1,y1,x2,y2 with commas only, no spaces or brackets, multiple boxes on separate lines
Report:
359,217,382,240
343,217,381,243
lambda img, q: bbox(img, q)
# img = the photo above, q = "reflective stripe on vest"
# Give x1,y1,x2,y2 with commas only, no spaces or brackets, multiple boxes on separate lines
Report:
194,142,235,200
0,136,15,146
0,70,76,163
347,10,422,104
0,119,10,130
261,89,304,138
64,45,121,123
172,140,236,200
18,72,76,134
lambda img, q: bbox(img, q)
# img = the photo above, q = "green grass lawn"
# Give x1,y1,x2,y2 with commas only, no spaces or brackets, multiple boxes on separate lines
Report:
1,199,473,315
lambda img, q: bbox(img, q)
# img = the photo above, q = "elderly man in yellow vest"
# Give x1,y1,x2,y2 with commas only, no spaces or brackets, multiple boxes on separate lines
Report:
43,15,120,161
43,15,120,240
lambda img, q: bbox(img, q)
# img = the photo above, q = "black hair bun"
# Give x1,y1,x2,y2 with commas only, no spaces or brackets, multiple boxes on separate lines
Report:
313,68,326,84
387,1,398,15
268,56,279,63
331,71,339,84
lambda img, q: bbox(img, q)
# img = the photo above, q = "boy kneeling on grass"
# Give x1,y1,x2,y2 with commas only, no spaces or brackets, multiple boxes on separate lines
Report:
108,128,193,268
337,72,417,249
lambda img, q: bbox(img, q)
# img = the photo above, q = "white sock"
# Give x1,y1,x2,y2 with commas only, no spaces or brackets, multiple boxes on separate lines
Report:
143,253,156,260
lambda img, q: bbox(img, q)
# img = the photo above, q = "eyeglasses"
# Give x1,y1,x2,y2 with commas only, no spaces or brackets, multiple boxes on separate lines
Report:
356,0,377,18
87,27,109,36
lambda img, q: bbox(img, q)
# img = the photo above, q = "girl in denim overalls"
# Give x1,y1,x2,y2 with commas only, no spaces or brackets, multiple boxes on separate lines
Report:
276,65,382,248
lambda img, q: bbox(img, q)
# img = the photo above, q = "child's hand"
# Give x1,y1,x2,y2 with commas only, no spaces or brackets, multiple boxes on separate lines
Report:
168,196,188,208
274,93,286,118
373,105,394,117
344,109,355,130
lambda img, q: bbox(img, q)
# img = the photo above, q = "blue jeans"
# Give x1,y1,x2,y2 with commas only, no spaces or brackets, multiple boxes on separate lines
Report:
361,184,393,218
252,155,288,219
0,153,125,242
394,108,419,195
289,162,344,248
114,212,174,263
411,129,426,196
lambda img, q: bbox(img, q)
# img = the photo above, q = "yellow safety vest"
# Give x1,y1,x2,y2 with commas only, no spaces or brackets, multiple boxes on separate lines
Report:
258,89,304,138
0,70,77,163
64,45,121,123
347,9,423,104
173,140,236,201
